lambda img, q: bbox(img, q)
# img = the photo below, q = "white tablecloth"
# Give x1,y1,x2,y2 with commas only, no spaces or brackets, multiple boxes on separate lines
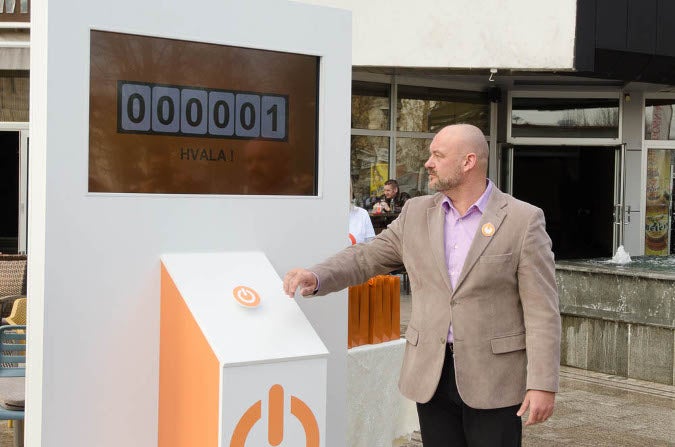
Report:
347,339,419,447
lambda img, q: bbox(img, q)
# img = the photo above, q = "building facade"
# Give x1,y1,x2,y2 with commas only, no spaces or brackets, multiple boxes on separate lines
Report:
2,0,675,258
303,0,675,259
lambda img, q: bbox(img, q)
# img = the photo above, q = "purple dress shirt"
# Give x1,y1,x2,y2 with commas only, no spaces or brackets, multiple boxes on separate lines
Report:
443,180,494,343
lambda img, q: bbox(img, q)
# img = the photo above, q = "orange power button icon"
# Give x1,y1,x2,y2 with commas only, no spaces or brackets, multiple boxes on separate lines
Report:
230,384,319,447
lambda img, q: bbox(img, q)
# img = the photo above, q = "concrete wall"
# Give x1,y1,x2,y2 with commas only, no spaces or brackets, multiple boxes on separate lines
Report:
557,265,674,385
297,0,577,69
28,0,351,445
561,315,674,385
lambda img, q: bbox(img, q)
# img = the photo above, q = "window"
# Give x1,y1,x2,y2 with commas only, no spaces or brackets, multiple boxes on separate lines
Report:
351,81,390,131
0,71,29,122
395,137,433,197
397,86,489,134
350,79,490,206
645,99,675,140
511,97,619,139
351,135,390,206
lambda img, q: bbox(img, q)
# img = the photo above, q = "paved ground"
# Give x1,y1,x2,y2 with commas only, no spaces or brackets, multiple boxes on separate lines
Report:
399,366,675,446
398,293,675,447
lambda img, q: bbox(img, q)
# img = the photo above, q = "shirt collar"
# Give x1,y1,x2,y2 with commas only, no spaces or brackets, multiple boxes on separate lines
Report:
442,179,494,216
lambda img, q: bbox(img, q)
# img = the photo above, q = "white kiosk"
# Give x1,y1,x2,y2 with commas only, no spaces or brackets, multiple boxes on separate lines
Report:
28,0,351,445
159,252,327,446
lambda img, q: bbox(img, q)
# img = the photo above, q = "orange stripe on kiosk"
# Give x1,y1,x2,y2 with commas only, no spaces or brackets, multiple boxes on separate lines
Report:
160,252,328,446
159,264,220,447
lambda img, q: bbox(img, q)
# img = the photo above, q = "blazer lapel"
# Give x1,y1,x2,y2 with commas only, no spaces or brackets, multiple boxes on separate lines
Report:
427,195,454,293
453,188,508,294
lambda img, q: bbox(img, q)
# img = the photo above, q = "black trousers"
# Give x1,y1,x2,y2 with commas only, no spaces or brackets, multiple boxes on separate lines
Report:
416,344,522,447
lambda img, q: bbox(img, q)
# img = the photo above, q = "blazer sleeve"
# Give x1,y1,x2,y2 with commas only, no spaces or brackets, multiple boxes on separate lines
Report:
310,202,408,295
517,207,561,393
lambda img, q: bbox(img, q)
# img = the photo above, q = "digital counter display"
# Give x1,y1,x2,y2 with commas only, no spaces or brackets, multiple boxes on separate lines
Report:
89,30,318,195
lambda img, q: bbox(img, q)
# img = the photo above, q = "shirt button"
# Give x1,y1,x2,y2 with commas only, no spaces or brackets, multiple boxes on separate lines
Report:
440,337,446,344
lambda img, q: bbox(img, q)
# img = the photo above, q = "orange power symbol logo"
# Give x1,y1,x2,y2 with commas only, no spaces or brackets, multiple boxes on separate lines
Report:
233,286,261,308
230,384,319,447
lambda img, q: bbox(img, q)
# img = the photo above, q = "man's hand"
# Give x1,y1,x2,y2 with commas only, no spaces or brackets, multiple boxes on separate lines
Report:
517,390,555,426
283,268,318,298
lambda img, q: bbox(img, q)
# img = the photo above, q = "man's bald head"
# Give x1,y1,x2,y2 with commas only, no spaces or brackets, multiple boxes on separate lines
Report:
435,124,489,174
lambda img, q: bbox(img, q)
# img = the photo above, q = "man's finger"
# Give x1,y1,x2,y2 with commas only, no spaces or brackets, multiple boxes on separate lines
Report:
284,270,301,297
516,398,529,417
289,275,302,297
524,409,539,426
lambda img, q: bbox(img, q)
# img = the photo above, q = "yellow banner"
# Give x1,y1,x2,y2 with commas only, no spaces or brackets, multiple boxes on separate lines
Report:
370,163,388,195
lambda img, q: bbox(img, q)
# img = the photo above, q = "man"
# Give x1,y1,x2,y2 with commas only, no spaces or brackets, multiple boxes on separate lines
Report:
380,179,410,212
284,124,561,446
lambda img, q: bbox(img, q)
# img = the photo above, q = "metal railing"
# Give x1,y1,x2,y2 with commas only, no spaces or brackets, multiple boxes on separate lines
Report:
0,0,30,23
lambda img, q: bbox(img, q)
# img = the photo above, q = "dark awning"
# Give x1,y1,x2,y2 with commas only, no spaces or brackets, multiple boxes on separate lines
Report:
574,0,675,84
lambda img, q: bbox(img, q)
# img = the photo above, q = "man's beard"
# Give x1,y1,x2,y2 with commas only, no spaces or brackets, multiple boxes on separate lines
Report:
429,166,462,192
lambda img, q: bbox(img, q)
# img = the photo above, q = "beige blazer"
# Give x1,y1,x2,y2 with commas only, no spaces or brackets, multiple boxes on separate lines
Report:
312,187,561,409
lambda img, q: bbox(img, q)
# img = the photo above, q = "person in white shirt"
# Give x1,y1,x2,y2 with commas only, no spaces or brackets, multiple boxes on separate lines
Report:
349,180,375,244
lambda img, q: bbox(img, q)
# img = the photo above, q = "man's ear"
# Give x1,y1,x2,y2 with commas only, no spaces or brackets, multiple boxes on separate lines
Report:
464,152,477,170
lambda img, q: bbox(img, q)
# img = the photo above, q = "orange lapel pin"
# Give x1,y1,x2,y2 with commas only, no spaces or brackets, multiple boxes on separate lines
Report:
481,223,495,237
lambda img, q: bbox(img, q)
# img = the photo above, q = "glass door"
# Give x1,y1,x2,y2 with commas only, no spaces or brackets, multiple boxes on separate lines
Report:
510,146,617,260
613,144,627,253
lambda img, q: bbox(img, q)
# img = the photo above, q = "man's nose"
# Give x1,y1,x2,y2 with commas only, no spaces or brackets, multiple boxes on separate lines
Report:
424,158,432,169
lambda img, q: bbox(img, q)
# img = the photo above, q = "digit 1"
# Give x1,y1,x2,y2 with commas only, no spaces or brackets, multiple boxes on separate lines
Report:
266,104,278,132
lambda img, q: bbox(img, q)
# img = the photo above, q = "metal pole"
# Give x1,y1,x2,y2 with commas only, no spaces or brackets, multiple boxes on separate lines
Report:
618,143,627,247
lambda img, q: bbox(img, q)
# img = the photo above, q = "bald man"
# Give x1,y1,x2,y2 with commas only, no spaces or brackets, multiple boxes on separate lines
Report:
284,124,561,446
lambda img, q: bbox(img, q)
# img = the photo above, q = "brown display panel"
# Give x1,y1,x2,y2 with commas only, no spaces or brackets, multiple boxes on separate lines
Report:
89,30,318,195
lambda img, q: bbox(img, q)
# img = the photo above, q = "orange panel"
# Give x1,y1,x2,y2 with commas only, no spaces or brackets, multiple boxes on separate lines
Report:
390,276,401,340
357,283,369,347
368,277,383,344
381,277,392,342
159,263,220,447
348,275,402,347
347,286,358,348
